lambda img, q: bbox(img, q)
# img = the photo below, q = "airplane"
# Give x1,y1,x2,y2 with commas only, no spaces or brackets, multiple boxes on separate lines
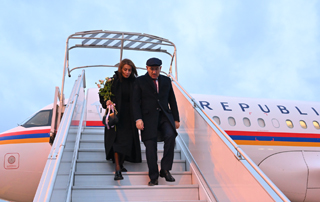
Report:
0,30,319,202
192,94,320,202
0,104,53,201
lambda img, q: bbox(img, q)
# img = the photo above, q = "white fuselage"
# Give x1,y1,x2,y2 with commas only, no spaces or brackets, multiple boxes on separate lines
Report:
192,94,320,202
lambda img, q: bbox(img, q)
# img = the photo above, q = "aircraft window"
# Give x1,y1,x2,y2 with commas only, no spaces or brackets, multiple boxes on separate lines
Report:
286,119,294,128
271,118,280,128
243,117,251,127
213,116,221,125
258,118,265,127
22,110,52,128
313,121,320,129
299,120,307,129
228,117,236,126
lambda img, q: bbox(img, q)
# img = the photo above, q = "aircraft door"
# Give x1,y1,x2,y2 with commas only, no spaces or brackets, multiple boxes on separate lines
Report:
50,86,65,145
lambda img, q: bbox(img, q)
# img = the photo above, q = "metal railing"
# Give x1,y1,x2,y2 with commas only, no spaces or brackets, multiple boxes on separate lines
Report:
169,74,290,202
33,70,86,202
59,30,178,120
65,99,86,202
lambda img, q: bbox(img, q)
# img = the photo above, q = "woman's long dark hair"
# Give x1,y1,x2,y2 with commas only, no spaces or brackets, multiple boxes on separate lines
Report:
118,59,138,81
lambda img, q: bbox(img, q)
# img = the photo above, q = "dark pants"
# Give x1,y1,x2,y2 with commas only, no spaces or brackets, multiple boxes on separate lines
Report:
143,113,176,180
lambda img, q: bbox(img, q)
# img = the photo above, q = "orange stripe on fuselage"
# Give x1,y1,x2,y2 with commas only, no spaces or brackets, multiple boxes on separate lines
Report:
0,137,50,145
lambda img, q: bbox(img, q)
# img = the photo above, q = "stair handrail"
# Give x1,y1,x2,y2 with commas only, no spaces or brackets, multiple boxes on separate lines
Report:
33,70,86,202
65,98,87,202
169,74,290,202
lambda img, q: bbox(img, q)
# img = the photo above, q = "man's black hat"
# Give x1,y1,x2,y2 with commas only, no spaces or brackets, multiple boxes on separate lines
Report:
146,57,162,66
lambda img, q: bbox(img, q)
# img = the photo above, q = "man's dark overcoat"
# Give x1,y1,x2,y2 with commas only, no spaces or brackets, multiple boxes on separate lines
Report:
132,73,180,141
99,72,142,163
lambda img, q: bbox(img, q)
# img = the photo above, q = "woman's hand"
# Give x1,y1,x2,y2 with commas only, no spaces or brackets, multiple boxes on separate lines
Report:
106,100,113,106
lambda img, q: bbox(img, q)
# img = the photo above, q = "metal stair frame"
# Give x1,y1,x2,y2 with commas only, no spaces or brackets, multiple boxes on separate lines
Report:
33,70,86,202
170,75,290,202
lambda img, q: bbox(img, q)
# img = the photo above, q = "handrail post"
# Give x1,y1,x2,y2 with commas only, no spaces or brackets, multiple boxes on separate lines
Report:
120,33,124,62
49,87,60,145
57,38,70,130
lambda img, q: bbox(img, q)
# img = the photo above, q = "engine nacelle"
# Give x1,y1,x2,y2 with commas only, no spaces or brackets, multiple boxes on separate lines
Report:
259,151,320,202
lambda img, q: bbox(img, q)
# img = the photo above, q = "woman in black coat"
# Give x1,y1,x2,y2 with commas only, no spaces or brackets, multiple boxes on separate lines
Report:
99,59,142,180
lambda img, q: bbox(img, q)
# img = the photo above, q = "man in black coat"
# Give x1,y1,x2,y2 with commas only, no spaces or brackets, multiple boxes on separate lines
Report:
133,57,180,186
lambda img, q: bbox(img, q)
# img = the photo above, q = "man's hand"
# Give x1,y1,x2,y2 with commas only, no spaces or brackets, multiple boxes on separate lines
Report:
175,121,180,129
136,119,144,130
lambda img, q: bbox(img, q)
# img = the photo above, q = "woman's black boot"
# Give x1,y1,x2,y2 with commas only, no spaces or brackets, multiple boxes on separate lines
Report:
114,170,123,180
114,152,124,180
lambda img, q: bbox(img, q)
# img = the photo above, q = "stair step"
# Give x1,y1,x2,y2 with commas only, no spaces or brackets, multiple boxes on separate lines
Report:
54,174,69,188
79,139,104,148
53,126,205,201
72,185,199,202
81,133,103,141
61,150,74,161
79,139,165,150
74,171,192,186
74,160,186,173
77,148,181,160
66,133,77,141
68,126,79,133
82,127,104,134
64,140,77,150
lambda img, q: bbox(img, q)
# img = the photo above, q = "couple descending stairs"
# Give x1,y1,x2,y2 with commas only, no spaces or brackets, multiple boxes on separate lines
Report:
37,77,289,202
72,127,207,202
34,31,289,202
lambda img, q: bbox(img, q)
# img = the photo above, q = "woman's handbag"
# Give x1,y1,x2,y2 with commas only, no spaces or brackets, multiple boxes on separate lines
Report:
102,105,118,129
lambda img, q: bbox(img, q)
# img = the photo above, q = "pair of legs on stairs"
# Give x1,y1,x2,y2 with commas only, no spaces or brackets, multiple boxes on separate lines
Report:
114,152,126,180
144,120,176,186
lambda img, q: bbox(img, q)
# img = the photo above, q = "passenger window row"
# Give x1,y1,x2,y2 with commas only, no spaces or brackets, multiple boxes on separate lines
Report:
212,116,320,130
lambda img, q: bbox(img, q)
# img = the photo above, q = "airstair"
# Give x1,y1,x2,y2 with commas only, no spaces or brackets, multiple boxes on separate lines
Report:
63,128,205,202
33,30,290,202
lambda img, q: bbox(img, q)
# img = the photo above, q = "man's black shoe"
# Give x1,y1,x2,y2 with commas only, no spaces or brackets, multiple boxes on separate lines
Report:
148,179,158,186
160,170,175,182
